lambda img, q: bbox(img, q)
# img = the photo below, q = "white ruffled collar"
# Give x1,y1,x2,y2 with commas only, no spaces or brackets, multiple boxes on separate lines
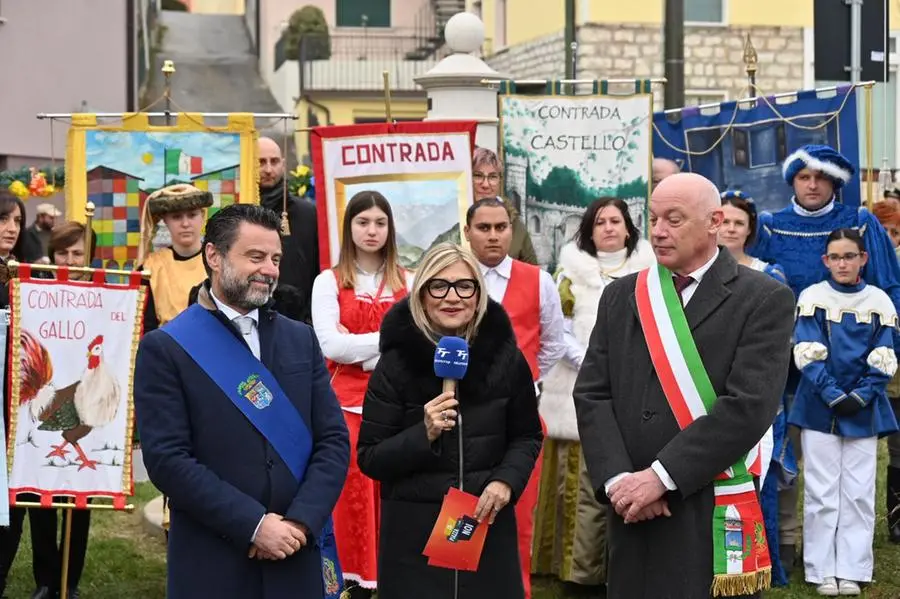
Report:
791,196,835,217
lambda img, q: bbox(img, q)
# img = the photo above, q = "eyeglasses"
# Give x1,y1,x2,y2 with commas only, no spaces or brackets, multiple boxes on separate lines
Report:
473,173,502,184
424,278,479,299
826,252,863,262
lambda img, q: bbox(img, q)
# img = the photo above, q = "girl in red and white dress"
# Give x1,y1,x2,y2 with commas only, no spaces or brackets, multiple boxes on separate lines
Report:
311,190,411,597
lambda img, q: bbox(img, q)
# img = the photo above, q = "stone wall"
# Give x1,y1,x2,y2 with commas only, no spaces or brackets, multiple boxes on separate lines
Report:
486,24,807,108
486,31,567,82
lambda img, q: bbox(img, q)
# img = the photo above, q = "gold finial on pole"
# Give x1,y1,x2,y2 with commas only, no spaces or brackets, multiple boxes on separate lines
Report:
382,70,393,124
743,34,758,93
84,201,95,253
162,60,176,126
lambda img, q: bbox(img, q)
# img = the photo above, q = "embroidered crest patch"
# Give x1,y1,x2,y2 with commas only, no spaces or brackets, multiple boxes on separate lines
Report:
237,374,273,410
323,557,339,594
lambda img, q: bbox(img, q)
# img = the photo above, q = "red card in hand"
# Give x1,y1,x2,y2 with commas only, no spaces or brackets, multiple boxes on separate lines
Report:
422,487,489,571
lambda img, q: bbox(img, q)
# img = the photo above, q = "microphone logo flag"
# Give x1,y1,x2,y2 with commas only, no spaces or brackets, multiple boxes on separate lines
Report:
434,336,469,380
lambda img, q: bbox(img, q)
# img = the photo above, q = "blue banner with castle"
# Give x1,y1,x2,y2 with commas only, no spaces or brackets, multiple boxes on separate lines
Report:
652,86,861,213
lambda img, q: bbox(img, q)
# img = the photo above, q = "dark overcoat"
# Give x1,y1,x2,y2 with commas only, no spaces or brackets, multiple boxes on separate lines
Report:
134,285,350,599
574,250,795,599
357,298,543,599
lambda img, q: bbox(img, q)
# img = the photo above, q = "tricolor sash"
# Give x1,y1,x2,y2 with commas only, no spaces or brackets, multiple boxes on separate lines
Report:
162,304,344,599
635,264,771,597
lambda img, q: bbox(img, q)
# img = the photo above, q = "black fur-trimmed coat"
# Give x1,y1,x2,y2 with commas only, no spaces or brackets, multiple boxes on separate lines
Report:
358,297,543,599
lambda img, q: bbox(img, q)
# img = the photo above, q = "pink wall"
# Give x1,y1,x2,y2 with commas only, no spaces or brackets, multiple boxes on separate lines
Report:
0,0,129,164
260,0,427,80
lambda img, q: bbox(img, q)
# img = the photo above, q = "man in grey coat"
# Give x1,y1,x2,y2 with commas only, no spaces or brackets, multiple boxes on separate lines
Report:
574,173,795,598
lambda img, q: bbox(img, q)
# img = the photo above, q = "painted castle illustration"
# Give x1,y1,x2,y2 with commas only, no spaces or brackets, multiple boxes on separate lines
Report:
505,154,646,269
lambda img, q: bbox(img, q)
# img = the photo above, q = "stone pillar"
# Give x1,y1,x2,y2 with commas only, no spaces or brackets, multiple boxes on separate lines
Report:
414,12,510,153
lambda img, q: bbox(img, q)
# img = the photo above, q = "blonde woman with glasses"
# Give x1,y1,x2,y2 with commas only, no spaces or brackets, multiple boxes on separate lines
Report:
358,243,543,599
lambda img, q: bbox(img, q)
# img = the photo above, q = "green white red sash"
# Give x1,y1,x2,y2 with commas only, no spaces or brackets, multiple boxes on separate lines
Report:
635,263,771,597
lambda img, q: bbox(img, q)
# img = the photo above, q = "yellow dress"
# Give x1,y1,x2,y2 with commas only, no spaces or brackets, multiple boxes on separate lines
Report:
141,248,206,326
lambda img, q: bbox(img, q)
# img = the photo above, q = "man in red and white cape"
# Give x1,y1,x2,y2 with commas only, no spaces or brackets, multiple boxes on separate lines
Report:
463,197,566,599
573,173,795,599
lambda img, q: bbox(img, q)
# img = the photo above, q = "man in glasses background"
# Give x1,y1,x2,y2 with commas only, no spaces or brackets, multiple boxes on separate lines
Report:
463,197,565,599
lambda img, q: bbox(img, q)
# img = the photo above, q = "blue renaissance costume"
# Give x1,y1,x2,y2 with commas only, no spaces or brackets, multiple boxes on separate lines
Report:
747,257,798,588
751,145,900,311
789,279,900,438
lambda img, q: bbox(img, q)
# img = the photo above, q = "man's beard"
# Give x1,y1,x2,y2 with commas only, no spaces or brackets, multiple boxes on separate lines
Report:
219,258,278,310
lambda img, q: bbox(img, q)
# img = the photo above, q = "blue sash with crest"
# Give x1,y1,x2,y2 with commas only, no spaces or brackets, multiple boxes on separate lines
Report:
162,304,344,598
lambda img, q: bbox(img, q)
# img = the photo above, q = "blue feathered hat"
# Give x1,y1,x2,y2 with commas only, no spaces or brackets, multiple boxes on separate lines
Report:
782,144,856,189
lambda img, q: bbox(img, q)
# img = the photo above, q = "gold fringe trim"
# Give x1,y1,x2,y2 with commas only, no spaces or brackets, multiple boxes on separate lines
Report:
123,284,147,494
281,210,291,236
711,568,771,597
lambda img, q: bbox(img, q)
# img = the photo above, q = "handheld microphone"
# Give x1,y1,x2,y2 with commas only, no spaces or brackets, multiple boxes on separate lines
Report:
433,336,469,394
434,336,470,598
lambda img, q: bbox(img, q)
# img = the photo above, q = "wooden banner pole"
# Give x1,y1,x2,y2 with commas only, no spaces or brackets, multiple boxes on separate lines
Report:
60,499,74,599
13,500,135,511
382,71,393,123
6,261,152,279
36,112,297,120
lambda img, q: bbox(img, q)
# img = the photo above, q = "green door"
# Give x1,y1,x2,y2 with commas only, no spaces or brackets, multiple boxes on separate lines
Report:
337,0,391,27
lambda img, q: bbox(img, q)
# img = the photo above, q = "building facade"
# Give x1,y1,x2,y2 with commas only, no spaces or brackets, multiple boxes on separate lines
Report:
0,0,146,170
262,0,466,162
469,0,900,171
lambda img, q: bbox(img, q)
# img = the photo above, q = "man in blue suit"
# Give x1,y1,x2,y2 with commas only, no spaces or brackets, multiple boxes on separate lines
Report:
134,204,350,598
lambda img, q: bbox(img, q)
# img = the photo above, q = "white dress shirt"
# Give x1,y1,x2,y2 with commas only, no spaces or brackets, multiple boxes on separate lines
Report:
605,249,720,497
311,265,413,413
477,255,566,381
210,289,261,360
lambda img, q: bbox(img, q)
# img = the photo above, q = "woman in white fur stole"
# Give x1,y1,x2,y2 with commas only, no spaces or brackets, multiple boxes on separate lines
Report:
531,198,654,592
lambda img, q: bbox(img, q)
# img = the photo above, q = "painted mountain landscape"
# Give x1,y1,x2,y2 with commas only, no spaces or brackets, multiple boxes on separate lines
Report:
343,179,463,268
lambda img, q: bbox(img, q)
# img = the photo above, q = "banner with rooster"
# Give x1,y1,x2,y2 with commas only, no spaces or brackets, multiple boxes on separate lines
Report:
6,266,145,509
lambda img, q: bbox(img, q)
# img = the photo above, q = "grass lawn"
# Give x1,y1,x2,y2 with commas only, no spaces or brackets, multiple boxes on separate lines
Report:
5,483,166,598
5,448,898,599
533,443,900,599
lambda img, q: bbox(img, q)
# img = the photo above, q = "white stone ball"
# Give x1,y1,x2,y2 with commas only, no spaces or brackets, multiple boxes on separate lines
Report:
444,12,485,54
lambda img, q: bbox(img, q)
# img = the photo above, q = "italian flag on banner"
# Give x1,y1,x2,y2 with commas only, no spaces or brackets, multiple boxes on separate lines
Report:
164,149,202,177
635,264,771,596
